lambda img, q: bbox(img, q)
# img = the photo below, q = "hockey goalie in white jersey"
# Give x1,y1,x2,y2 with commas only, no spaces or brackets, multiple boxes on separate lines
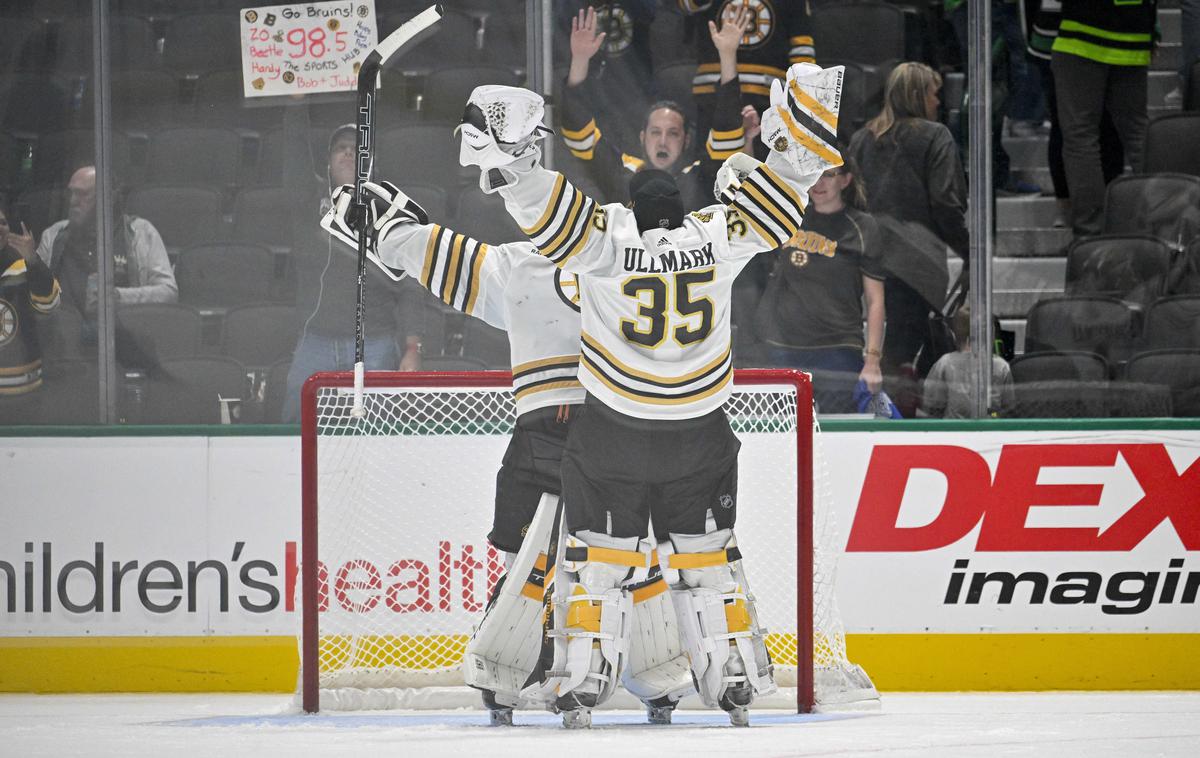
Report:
455,64,844,727
319,152,695,725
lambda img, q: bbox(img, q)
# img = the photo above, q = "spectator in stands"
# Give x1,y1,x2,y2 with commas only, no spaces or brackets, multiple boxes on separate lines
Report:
0,204,61,422
35,166,177,322
921,307,1013,418
680,0,816,160
280,113,425,424
1024,0,1125,228
561,5,751,208
1180,0,1199,105
947,0,1042,194
847,62,968,381
1052,0,1155,237
754,159,886,414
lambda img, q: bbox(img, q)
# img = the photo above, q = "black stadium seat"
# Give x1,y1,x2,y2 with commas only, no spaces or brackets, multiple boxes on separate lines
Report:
1141,296,1200,351
145,127,245,188
812,2,906,67
420,65,519,123
162,12,241,76
174,242,286,310
1125,350,1200,417
1024,295,1136,362
144,356,250,424
117,303,205,364
125,185,225,253
452,185,524,245
1010,351,1110,384
1064,234,1172,310
1142,113,1200,178
1103,173,1200,250
220,303,298,368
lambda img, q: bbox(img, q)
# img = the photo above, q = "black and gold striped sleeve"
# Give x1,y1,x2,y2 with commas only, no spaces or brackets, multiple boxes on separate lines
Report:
518,173,599,268
726,164,806,249
705,78,746,161
788,2,817,64
24,257,60,314
416,224,491,316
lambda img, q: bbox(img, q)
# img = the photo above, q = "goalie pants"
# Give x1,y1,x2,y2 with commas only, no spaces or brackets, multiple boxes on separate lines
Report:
560,394,740,541
489,404,582,553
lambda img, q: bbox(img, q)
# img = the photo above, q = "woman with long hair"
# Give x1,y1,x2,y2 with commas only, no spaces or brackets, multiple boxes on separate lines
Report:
754,159,886,414
848,62,968,384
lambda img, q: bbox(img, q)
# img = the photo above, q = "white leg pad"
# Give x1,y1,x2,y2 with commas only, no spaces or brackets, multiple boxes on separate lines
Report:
663,529,777,710
463,494,559,708
521,530,641,710
621,554,694,705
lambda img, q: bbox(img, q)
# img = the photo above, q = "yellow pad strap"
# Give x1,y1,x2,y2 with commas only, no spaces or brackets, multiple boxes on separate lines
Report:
666,546,742,570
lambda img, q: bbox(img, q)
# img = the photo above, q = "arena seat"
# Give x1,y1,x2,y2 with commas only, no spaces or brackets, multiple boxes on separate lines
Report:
812,2,906,67
162,12,241,76
452,185,525,245
52,15,157,74
117,303,205,364
1064,234,1172,310
1103,173,1200,250
145,127,245,189
144,356,250,424
1141,296,1200,351
1142,113,1200,178
420,65,519,123
1024,295,1137,362
220,303,298,368
174,242,285,310
125,185,225,253
1010,351,1110,384
1125,350,1200,417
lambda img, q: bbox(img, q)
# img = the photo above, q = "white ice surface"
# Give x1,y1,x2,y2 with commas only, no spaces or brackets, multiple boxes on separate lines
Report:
2,692,1198,757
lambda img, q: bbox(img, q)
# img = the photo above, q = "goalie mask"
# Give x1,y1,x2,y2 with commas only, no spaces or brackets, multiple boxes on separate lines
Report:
629,169,684,234
457,85,554,169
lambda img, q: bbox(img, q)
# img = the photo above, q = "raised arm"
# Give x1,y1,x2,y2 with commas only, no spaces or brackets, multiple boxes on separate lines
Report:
321,181,514,331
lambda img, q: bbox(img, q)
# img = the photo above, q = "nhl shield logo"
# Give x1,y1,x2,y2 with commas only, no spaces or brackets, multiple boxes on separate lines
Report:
719,493,734,510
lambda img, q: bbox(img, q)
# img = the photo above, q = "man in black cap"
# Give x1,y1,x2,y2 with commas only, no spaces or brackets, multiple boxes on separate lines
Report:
278,113,426,423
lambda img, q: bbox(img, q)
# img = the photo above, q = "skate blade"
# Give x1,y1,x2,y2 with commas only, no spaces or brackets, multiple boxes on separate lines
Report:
646,706,673,725
727,706,750,727
561,709,592,729
488,708,514,727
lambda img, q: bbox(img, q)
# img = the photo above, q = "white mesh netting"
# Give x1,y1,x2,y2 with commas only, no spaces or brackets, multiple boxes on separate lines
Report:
303,375,875,710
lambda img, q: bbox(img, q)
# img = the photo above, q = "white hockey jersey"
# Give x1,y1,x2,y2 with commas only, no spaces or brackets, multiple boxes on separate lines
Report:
494,153,818,420
375,223,585,417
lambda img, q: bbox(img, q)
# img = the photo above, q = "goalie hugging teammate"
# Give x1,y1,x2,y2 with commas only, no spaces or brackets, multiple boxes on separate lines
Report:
322,62,845,728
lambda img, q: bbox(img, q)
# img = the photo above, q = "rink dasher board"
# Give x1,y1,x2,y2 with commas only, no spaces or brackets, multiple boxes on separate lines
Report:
1,425,1198,692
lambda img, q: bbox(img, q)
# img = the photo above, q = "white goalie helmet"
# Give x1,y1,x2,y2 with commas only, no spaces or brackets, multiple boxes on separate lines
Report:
457,84,554,169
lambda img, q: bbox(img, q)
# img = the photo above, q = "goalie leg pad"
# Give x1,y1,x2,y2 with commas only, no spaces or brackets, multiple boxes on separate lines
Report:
620,551,694,708
463,494,560,708
663,529,777,711
522,529,646,711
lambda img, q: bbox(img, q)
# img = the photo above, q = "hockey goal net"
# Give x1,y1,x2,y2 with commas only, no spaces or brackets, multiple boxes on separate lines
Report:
299,369,875,713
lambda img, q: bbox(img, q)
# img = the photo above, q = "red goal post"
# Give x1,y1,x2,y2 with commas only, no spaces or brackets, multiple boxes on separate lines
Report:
300,368,873,714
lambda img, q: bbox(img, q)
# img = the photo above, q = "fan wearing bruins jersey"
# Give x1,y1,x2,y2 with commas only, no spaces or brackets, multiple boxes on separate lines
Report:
680,0,818,157
1,208,61,417
456,64,842,726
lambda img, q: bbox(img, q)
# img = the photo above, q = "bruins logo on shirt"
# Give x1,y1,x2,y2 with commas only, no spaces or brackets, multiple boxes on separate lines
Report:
554,268,581,313
0,298,16,347
598,4,635,54
720,0,776,49
785,230,838,266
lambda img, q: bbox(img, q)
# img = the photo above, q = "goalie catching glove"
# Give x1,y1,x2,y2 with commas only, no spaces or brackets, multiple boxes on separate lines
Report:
320,181,429,280
457,84,554,172
760,62,846,176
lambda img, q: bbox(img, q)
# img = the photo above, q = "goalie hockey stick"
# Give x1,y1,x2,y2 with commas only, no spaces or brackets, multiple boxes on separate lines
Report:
350,4,444,418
